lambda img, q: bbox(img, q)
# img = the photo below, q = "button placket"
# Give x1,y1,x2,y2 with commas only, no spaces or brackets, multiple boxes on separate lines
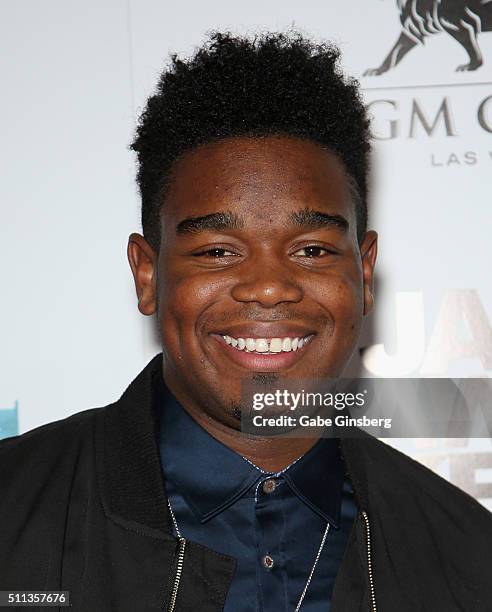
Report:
255,475,288,610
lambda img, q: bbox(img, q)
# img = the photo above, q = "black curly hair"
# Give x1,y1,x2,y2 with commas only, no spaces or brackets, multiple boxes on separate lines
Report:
130,31,371,250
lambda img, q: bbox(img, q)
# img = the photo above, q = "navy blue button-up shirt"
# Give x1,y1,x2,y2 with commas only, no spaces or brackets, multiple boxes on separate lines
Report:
159,389,357,611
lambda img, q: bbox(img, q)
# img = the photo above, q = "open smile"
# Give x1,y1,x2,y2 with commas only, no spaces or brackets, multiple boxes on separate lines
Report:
210,332,316,371
222,333,313,353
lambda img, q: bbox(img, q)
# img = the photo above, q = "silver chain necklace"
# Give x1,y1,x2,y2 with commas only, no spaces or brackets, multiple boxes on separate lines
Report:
167,495,330,611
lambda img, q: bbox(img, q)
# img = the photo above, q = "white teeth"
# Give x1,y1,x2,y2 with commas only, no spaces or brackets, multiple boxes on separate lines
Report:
255,338,269,352
269,338,283,353
245,338,256,351
282,338,292,352
221,334,312,354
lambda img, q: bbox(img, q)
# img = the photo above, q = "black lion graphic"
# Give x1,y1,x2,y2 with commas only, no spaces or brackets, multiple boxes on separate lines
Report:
364,0,492,75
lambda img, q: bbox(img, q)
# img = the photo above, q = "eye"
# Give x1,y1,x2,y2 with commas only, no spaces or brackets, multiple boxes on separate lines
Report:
292,245,336,258
193,247,239,258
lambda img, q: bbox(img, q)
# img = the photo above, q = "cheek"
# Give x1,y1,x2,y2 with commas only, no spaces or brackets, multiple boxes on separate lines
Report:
157,268,225,348
313,272,363,339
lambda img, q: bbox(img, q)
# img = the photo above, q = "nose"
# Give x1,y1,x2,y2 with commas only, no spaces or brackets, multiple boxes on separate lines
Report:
230,258,303,307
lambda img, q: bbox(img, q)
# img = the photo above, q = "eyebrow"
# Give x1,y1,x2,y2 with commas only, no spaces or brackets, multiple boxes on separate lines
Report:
175,207,348,235
176,211,244,234
289,208,349,233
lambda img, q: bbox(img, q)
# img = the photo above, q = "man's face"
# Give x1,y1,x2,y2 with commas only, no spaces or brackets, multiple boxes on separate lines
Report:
129,136,377,427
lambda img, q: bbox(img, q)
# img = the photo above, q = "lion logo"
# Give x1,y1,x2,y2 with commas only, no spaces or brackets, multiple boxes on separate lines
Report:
364,0,491,75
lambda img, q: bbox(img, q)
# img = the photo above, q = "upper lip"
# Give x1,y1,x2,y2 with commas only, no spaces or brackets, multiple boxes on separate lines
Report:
210,323,316,339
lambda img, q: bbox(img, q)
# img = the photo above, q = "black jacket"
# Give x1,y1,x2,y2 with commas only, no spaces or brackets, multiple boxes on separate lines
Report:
1,354,491,611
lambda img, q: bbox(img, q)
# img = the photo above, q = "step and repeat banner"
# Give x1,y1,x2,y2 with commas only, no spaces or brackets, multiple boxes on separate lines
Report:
1,1,491,509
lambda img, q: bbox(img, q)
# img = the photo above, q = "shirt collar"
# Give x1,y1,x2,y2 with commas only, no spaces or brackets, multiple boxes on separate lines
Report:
159,387,345,527
282,437,345,527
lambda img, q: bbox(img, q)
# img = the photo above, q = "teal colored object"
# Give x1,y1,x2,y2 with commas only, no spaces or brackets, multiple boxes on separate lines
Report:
0,401,19,440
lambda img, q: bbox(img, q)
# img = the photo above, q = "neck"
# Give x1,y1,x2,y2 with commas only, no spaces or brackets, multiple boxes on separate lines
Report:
198,410,320,471
196,410,320,471
165,389,318,472
162,368,323,471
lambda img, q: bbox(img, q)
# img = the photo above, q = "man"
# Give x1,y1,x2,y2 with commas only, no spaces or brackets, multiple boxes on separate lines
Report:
1,31,491,612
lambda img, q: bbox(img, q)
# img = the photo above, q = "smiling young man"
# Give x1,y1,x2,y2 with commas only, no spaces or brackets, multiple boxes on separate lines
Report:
1,32,491,612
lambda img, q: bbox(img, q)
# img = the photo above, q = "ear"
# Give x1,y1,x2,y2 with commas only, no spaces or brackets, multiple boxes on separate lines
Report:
360,230,378,316
127,233,158,316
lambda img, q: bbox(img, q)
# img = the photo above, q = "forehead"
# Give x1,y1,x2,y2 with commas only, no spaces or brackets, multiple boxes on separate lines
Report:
162,135,354,227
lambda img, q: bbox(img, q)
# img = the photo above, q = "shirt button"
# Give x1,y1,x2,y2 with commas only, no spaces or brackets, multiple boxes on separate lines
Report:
262,478,277,494
262,554,274,569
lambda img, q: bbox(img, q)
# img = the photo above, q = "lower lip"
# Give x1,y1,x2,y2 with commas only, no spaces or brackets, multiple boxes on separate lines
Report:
210,334,315,371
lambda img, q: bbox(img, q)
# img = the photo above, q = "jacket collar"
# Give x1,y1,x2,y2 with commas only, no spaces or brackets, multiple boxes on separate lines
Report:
97,353,372,536
96,353,173,537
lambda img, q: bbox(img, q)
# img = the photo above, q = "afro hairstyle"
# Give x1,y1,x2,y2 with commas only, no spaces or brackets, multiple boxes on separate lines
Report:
130,31,371,250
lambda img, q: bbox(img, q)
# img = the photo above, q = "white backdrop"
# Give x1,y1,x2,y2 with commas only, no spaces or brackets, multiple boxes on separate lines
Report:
1,1,491,510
